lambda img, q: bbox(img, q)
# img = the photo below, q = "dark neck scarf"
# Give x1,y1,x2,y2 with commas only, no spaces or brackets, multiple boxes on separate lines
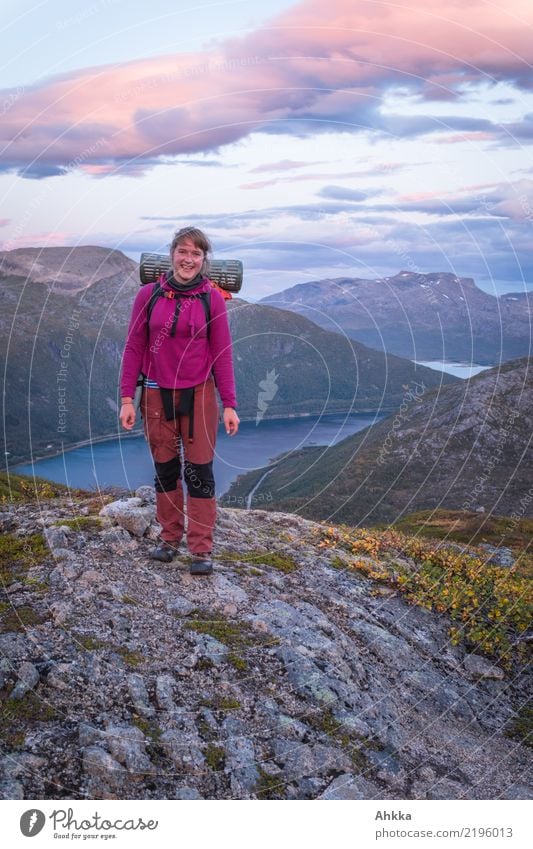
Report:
166,271,204,293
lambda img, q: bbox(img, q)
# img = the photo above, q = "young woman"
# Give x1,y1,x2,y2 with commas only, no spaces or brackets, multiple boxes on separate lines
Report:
120,227,239,575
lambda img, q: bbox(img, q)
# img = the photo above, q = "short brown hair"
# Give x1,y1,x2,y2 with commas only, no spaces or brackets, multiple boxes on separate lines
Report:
170,227,211,276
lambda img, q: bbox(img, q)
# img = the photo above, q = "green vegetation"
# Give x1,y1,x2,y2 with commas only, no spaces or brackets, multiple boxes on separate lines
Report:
72,632,145,667
1,692,58,748
390,509,533,577
52,516,104,531
0,604,47,633
74,634,108,651
0,532,49,584
227,652,248,672
0,471,73,503
204,744,225,770
118,649,144,667
185,615,255,649
505,706,533,749
133,717,162,743
3,693,58,721
255,767,286,799
307,707,380,771
201,694,242,712
318,524,533,667
218,548,299,573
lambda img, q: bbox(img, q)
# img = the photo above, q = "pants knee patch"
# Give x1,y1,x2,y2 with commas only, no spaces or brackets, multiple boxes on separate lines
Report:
154,456,181,492
184,461,215,499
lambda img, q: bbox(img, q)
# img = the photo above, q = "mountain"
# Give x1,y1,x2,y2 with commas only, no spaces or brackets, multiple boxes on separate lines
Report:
0,246,135,294
260,271,533,364
223,357,533,526
0,480,530,799
224,299,457,419
0,247,458,465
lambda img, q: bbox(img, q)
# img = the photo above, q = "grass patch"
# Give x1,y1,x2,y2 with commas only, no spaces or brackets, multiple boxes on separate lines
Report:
307,707,382,771
201,694,242,712
121,595,139,606
0,532,49,584
133,717,161,743
255,767,286,799
392,508,532,547
0,471,75,503
0,691,58,729
228,652,248,672
185,615,255,649
505,705,533,749
204,744,225,771
118,649,144,667
74,634,108,652
52,516,104,531
0,604,47,633
317,524,533,668
218,548,299,573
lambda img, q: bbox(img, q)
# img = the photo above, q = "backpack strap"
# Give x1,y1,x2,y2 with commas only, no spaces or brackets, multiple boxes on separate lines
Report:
146,281,211,339
147,281,164,323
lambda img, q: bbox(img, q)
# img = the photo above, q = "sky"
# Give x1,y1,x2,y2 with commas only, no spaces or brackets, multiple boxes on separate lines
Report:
1,0,533,299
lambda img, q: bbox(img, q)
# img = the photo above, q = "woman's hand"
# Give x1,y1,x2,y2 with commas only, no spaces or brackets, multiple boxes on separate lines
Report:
223,407,240,436
120,402,136,430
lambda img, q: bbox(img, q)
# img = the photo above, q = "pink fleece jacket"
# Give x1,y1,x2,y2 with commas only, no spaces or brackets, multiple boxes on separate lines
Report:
120,277,237,408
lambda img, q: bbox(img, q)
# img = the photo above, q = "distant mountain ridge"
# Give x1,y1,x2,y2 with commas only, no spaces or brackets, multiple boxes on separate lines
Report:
0,246,137,293
0,247,457,465
260,270,533,364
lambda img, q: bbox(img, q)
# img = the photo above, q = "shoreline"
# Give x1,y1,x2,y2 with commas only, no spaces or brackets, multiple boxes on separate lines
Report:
9,408,391,472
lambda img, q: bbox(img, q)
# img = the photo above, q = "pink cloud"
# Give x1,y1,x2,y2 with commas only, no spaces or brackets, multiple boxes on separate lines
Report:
434,131,499,144
239,165,402,189
1,0,532,177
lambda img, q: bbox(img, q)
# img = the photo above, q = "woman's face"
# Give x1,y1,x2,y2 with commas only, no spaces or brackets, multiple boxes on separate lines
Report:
172,236,204,282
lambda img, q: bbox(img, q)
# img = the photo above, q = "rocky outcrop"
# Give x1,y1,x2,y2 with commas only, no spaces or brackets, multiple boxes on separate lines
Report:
0,491,531,800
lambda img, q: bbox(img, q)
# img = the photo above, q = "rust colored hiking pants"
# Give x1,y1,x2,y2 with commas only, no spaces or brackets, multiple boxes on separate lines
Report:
140,378,219,554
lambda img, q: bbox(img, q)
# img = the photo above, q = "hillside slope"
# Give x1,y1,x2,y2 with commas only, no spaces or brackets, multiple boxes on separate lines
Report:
223,357,533,526
0,487,530,800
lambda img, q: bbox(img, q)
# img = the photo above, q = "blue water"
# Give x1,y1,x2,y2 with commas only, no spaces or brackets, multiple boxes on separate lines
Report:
14,412,385,496
415,360,493,379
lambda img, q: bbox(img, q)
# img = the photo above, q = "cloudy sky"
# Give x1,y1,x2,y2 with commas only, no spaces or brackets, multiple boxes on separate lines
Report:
1,0,533,298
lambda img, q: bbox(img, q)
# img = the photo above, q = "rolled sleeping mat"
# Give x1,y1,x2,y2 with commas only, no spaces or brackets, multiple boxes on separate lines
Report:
139,252,243,293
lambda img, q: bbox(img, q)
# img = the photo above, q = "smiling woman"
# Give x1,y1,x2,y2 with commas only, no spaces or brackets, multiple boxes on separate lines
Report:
119,226,239,575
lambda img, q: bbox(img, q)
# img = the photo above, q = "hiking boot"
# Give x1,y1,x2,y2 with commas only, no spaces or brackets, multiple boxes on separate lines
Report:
189,553,213,575
151,541,180,563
